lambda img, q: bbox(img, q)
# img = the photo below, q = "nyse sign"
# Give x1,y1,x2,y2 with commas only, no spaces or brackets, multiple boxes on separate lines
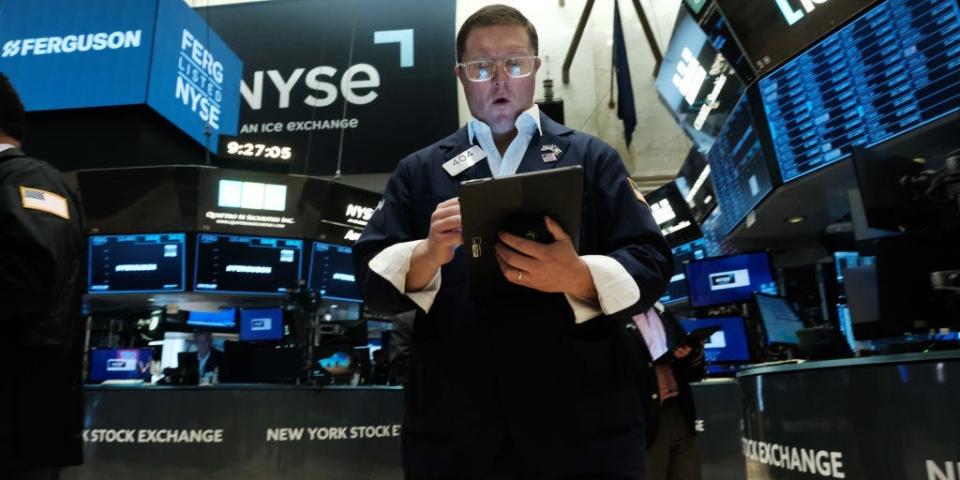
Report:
203,0,457,175
177,30,225,129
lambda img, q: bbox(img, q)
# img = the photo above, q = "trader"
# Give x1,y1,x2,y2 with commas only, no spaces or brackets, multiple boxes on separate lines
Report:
0,72,86,478
354,5,672,478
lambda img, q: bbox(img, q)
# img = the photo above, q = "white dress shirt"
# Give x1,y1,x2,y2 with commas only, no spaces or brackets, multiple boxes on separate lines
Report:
0,143,16,154
366,107,641,323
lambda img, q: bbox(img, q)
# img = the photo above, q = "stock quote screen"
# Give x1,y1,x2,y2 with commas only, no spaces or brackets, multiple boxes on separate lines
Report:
308,241,362,303
760,0,960,182
674,147,716,223
706,93,775,235
88,233,186,294
194,234,303,295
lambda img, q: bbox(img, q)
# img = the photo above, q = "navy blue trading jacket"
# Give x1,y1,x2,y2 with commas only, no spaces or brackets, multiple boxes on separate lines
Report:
353,113,672,477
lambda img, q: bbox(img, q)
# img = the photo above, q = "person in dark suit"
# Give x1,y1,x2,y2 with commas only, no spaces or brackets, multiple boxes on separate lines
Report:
352,5,672,478
629,306,706,480
193,331,224,380
0,72,86,478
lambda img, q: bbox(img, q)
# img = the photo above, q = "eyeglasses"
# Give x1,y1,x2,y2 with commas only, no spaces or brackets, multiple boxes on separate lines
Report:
457,56,538,82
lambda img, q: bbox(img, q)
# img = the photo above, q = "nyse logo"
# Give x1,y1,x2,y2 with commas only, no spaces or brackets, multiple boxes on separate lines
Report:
241,64,381,110
106,358,137,372
2,30,142,57
251,318,272,331
927,460,960,480
672,47,707,106
176,30,225,129
776,0,833,26
345,204,375,226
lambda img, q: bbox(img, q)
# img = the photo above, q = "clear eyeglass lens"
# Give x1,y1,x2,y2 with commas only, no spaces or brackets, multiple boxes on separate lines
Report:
464,57,535,81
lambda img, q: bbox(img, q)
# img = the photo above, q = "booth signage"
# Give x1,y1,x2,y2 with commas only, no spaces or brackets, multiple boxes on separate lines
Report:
198,0,458,175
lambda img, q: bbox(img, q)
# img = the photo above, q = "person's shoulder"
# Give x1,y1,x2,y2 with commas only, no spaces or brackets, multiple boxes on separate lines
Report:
394,125,469,172
540,114,617,157
1,153,68,187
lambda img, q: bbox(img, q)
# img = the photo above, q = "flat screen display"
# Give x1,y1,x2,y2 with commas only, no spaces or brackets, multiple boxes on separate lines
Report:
660,238,709,305
647,181,702,248
194,234,303,295
688,1,756,83
308,241,362,303
674,147,716,223
759,0,960,182
706,93,775,235
88,233,186,294
716,0,878,74
678,316,751,362
239,307,284,341
88,348,152,382
187,309,237,328
755,294,805,345
656,6,745,152
686,251,776,307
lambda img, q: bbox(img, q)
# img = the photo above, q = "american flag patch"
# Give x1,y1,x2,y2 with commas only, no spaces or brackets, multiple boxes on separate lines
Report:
19,186,70,219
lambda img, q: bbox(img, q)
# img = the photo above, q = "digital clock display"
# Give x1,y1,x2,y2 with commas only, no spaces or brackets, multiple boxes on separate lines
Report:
225,141,292,160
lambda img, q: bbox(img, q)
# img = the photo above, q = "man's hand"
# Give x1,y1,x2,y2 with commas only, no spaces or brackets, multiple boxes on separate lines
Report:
407,197,462,291
673,345,692,359
494,216,597,300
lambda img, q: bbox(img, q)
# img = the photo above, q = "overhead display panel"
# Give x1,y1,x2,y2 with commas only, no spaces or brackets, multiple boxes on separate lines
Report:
760,0,960,182
716,0,879,74
194,234,303,295
88,233,186,294
706,93,775,236
647,181,703,247
674,147,716,224
656,6,745,152
683,0,756,84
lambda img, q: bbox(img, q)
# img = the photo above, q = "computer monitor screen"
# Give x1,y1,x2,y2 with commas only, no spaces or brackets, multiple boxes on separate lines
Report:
660,238,708,305
88,348,152,382
647,182,702,248
834,251,876,283
755,294,805,345
88,233,186,294
674,148,716,224
759,0,960,183
706,92,775,236
194,234,303,294
186,309,237,328
686,251,776,307
240,307,285,341
716,0,878,75
308,241,362,303
656,6,745,152
678,316,750,362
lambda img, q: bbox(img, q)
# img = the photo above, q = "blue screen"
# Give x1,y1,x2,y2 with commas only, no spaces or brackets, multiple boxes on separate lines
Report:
146,0,242,152
660,238,708,305
88,348,152,382
187,309,236,328
707,93,775,236
240,308,284,341
834,251,877,282
679,316,750,362
308,241,362,303
194,234,303,295
88,233,186,294
755,294,805,345
685,251,776,307
0,0,156,110
760,0,960,183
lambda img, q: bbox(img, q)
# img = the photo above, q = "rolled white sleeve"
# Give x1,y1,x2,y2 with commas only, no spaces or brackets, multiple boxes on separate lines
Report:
564,255,641,324
367,240,442,313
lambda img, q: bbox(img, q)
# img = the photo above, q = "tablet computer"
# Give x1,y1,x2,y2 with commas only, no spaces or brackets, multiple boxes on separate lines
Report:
459,166,583,299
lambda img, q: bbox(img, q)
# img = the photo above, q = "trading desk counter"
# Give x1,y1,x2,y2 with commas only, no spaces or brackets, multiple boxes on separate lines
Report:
64,385,403,480
737,351,960,480
65,381,748,479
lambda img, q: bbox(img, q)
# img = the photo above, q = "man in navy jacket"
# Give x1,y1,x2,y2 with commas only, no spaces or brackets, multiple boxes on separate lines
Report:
353,5,672,478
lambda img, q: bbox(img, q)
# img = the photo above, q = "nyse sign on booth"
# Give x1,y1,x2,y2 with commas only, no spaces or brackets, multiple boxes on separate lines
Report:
202,0,457,175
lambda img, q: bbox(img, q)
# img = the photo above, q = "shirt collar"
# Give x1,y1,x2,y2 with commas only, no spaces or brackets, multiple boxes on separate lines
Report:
0,144,17,154
468,104,542,144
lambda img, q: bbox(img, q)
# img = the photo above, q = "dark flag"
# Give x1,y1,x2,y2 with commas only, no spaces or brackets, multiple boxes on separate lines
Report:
613,0,637,146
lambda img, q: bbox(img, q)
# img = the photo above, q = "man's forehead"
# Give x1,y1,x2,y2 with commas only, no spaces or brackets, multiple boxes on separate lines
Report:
463,25,532,55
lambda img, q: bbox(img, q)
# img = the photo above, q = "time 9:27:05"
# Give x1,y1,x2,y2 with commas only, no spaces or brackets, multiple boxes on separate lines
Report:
225,141,292,160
